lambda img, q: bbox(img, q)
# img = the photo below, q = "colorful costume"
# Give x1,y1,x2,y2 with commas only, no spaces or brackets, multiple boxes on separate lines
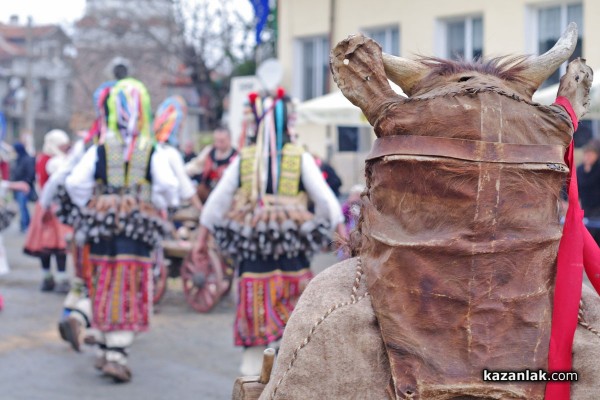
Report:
201,90,342,375
45,82,116,351
65,78,178,382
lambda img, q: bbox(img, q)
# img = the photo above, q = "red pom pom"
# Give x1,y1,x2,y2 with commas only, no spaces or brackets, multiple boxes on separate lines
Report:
248,92,258,104
276,87,285,99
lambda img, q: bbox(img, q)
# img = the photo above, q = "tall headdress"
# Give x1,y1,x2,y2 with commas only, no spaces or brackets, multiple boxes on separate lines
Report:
242,88,297,200
89,80,116,144
153,95,187,147
107,77,152,160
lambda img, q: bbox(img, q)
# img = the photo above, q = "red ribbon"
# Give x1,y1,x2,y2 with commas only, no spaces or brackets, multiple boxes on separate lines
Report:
545,97,600,399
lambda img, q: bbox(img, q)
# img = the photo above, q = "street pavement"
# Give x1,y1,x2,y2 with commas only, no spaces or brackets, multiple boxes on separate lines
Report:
0,222,338,400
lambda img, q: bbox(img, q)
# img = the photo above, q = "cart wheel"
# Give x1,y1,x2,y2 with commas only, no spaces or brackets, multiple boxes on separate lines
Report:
152,253,168,305
181,251,223,313
220,256,235,297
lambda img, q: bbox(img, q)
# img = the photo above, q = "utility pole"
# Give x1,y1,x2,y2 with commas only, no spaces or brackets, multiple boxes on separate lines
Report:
327,0,336,93
23,16,35,151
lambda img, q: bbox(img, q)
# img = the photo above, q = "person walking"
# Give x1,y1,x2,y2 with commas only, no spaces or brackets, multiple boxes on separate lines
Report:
65,77,179,382
11,142,35,233
195,90,344,375
23,130,72,292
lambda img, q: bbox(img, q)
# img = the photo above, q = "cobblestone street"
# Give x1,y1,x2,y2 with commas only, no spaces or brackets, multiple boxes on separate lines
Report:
0,222,337,400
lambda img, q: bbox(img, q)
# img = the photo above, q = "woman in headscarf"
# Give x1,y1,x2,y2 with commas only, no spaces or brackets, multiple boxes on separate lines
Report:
23,129,72,293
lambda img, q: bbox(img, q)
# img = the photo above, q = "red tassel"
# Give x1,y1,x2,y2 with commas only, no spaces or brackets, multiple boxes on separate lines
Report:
248,92,258,104
276,87,285,99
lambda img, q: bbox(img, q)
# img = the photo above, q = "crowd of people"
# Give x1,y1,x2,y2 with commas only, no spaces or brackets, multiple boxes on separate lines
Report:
4,60,598,387
0,63,357,383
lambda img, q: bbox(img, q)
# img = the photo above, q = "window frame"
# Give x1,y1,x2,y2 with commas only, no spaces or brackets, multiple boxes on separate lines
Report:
436,15,484,61
362,24,400,56
293,35,330,101
526,2,583,83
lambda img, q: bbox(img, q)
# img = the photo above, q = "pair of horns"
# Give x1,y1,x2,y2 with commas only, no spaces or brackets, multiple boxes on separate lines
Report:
383,22,579,96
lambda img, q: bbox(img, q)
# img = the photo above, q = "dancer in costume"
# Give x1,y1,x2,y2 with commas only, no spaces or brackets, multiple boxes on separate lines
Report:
23,129,72,293
153,96,202,210
196,89,344,375
44,81,116,351
65,77,178,382
245,27,600,400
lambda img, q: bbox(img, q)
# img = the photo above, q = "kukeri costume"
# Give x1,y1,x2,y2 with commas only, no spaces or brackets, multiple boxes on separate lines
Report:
65,78,178,382
240,24,600,400
201,90,343,375
48,81,115,352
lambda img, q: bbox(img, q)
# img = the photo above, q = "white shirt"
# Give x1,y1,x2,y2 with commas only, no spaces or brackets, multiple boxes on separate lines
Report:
40,140,86,209
156,143,196,203
200,152,344,231
65,142,179,210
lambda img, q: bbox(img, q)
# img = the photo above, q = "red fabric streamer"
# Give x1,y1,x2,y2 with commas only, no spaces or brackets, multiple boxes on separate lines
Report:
554,96,579,131
545,97,600,399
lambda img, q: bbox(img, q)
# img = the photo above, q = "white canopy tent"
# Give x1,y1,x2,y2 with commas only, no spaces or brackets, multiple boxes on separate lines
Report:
295,82,405,194
532,70,600,120
296,81,406,126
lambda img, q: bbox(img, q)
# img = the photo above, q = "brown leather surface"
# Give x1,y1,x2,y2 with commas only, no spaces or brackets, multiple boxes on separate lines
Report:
333,37,576,400
367,135,566,166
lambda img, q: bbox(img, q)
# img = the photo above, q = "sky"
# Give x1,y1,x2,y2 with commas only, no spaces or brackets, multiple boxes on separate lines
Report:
0,0,254,27
0,0,87,26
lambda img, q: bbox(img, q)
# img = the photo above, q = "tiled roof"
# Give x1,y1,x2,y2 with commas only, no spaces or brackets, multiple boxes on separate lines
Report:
0,23,58,40
0,37,26,60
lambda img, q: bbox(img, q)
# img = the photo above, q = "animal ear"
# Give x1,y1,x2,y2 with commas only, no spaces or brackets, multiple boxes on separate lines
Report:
521,22,578,97
382,53,429,96
331,34,404,128
557,58,593,121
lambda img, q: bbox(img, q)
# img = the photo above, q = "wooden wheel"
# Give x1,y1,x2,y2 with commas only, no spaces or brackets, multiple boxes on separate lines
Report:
152,249,168,305
181,245,229,313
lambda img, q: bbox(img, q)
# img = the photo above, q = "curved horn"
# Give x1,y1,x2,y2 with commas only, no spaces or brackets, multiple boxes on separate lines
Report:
382,53,429,96
522,22,578,94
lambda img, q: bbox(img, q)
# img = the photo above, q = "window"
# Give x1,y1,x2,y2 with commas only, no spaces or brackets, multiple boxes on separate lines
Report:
40,80,51,112
439,16,483,61
337,126,371,152
363,26,399,55
296,36,329,100
536,3,583,87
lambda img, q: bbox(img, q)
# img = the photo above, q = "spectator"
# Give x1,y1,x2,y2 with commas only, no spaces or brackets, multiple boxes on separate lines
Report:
185,127,238,201
577,139,600,244
11,142,35,232
312,153,343,197
182,141,197,164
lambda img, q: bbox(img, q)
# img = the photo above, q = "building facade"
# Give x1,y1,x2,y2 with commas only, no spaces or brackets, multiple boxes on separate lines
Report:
0,17,74,146
71,0,180,131
278,0,599,191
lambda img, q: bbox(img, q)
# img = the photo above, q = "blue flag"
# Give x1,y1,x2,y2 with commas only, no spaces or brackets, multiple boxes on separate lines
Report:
249,0,270,44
